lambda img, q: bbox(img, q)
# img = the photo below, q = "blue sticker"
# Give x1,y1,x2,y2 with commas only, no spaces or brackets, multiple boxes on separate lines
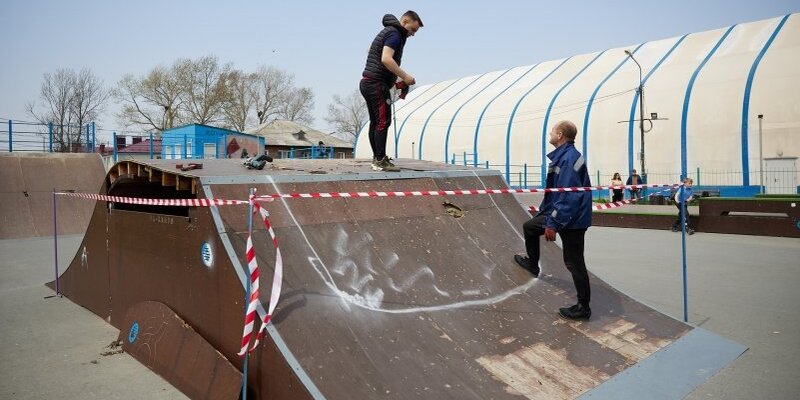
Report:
796,219,800,231
128,322,139,343
201,242,213,268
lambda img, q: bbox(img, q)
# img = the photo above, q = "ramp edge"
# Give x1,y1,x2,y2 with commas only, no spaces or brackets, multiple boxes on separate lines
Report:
578,327,747,399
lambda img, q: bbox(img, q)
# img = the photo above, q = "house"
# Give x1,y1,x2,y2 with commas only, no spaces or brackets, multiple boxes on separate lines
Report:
116,137,162,160
161,124,265,160
246,120,353,159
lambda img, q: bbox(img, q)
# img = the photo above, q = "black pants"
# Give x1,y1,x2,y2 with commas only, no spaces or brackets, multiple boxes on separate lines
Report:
360,78,392,160
612,189,623,202
523,214,590,307
673,202,691,229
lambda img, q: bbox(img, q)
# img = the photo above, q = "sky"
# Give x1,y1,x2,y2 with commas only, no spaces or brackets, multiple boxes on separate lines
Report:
1,0,797,142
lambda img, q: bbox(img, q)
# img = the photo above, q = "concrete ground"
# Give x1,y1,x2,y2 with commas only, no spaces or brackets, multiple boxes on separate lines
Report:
1,227,798,399
0,235,186,400
585,227,800,400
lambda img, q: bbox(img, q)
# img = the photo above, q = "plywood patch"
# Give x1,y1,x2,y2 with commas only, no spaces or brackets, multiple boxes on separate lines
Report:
476,343,609,399
570,318,673,363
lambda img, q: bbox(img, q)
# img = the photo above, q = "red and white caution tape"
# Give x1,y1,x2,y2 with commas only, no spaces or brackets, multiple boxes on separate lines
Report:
237,196,283,356
529,185,678,213
56,191,246,207
254,183,676,201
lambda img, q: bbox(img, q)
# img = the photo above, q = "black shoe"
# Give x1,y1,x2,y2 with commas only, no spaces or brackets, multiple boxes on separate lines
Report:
514,254,540,277
687,228,695,235
559,303,591,320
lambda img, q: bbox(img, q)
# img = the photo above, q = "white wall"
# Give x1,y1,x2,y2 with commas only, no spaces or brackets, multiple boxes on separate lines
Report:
355,14,799,190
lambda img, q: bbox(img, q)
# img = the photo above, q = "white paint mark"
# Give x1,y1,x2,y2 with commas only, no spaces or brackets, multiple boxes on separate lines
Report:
387,266,451,297
268,176,539,315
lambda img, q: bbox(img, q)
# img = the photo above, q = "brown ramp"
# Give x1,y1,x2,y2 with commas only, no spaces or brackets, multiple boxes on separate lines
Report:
54,159,745,399
0,152,105,239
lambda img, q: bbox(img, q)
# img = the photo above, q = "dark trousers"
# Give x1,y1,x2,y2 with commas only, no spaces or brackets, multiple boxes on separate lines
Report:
360,78,392,160
612,189,623,202
523,214,591,307
673,202,691,229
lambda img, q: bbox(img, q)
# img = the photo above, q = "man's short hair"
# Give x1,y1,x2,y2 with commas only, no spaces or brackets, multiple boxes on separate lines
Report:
555,120,577,140
402,10,423,27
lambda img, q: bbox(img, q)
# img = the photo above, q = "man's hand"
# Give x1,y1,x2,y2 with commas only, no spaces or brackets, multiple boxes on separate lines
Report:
403,74,416,86
545,228,557,241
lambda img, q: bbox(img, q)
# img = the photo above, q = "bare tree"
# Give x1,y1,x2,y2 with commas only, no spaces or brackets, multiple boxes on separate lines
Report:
176,55,231,125
252,66,294,125
325,90,367,143
113,64,183,132
278,87,315,124
27,68,108,151
220,69,257,132
70,68,109,141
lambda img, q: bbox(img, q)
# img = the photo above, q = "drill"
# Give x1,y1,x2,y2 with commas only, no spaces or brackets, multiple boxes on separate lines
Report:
395,81,410,100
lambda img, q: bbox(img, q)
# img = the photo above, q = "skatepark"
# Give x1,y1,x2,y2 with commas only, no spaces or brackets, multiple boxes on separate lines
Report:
2,152,798,399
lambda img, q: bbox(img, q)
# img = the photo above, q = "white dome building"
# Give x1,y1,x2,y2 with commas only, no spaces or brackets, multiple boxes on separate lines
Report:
355,14,799,195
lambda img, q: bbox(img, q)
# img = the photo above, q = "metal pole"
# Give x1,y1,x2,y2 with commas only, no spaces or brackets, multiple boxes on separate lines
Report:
48,122,53,152
625,50,646,182
758,114,764,194
411,142,415,160
639,82,645,178
597,170,601,201
696,167,700,187
392,101,398,159
523,163,528,188
8,120,12,152
86,124,90,152
92,122,96,152
52,188,60,297
680,186,688,322
241,187,255,400
112,132,118,163
149,132,154,159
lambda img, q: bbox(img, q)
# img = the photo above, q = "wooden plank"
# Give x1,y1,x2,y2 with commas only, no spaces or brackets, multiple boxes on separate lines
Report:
162,172,176,187
177,175,192,191
149,169,162,183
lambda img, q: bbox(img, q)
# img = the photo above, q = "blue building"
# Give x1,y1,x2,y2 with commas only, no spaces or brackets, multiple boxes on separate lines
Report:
161,124,265,160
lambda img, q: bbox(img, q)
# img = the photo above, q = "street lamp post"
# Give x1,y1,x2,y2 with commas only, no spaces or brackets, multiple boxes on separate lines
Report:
625,50,646,180
758,114,764,194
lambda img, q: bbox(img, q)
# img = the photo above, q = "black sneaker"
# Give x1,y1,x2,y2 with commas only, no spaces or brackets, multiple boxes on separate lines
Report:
372,156,400,172
514,254,540,277
559,303,591,320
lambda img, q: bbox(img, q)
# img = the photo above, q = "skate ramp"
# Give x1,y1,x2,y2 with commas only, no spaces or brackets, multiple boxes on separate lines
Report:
53,158,746,399
0,152,105,239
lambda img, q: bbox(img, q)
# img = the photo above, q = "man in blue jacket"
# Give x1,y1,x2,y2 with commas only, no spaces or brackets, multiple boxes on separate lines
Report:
514,120,593,320
360,11,423,172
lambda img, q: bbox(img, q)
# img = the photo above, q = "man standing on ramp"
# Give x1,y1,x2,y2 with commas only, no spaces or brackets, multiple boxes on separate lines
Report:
514,120,593,320
360,10,423,172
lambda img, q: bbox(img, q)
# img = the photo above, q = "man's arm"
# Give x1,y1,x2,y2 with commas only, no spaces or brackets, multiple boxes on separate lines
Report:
381,46,415,85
